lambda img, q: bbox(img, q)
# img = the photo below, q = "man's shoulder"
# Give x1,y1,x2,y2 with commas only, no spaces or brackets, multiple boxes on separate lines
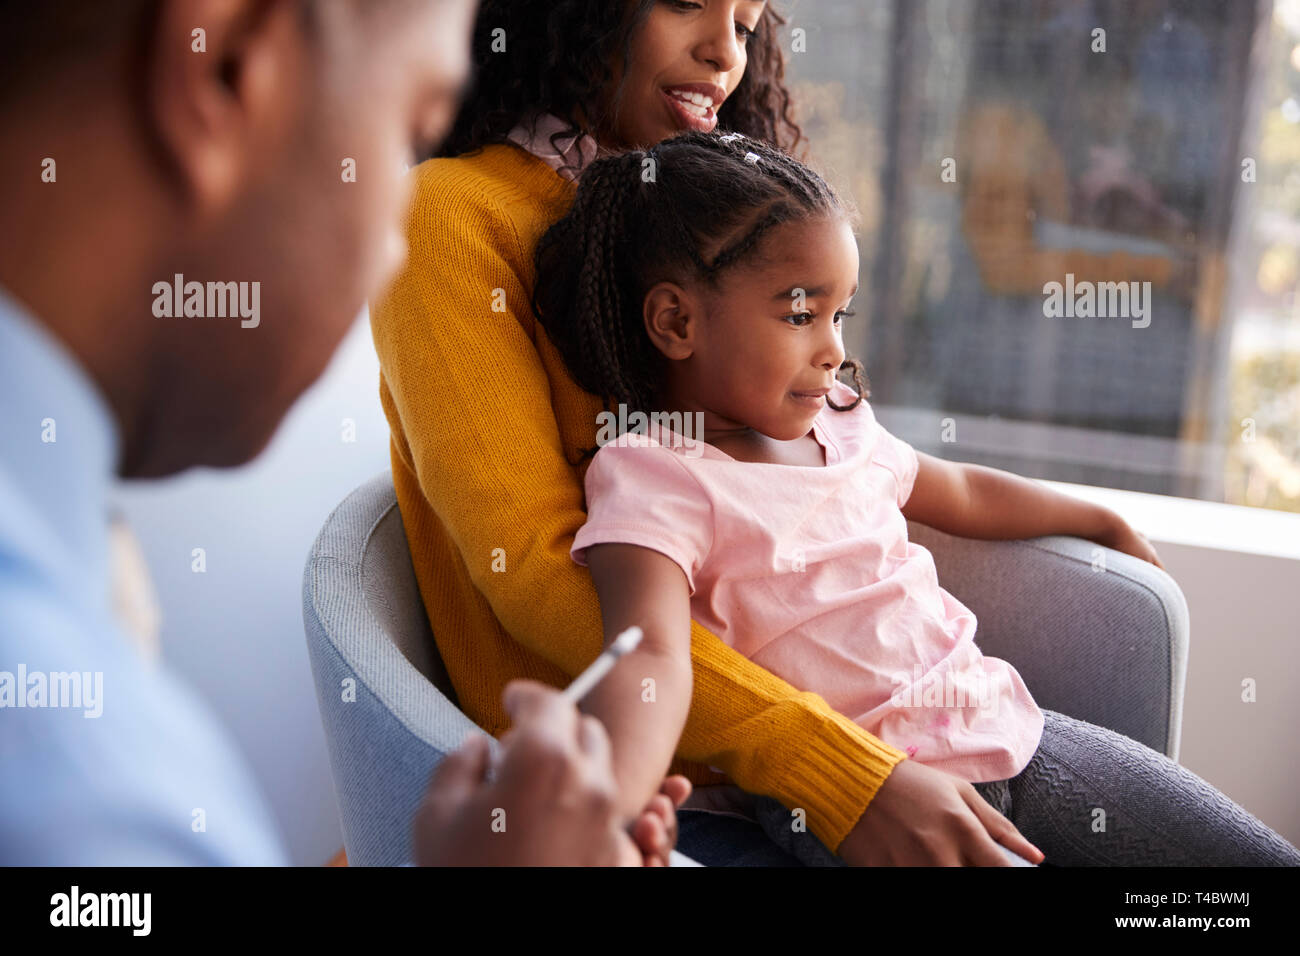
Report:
0,562,286,865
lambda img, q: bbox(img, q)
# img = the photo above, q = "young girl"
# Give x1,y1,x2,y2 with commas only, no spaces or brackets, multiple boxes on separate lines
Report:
534,129,1300,866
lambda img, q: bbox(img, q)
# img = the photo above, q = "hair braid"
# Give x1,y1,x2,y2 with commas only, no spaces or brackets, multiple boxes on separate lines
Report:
576,159,638,407
706,205,792,274
595,161,643,410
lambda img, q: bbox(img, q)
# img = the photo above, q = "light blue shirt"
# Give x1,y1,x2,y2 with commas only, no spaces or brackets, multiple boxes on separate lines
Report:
0,288,286,864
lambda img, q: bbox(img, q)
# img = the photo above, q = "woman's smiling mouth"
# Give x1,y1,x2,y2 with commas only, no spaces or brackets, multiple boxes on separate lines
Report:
661,83,725,132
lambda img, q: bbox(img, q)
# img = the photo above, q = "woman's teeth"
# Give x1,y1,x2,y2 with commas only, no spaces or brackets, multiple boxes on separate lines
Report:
668,89,714,116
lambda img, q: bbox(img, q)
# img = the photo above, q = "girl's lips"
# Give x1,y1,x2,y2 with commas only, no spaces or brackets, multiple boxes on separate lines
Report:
661,88,718,133
790,391,826,409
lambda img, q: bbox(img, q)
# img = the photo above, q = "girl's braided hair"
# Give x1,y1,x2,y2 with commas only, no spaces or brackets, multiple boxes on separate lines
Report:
531,130,871,467
434,0,804,161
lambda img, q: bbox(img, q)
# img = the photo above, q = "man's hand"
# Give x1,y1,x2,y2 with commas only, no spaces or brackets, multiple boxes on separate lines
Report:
629,775,692,867
413,680,643,866
838,758,1046,866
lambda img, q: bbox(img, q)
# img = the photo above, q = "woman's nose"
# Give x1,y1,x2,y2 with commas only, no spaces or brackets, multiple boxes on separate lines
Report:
695,11,744,74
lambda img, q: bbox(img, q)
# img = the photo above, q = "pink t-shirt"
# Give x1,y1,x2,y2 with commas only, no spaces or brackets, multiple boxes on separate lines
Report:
570,380,1044,782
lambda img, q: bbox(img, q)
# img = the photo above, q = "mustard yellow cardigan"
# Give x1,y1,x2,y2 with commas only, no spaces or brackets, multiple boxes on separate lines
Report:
369,143,908,853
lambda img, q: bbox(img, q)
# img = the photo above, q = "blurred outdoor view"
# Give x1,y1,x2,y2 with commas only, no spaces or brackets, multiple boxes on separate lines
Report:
783,0,1300,514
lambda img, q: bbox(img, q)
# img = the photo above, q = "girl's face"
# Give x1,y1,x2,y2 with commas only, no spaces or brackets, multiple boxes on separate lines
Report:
603,0,768,148
645,215,860,443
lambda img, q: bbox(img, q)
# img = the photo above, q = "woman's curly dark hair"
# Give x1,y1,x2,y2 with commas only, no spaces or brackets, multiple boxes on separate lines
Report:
532,130,870,467
434,0,804,161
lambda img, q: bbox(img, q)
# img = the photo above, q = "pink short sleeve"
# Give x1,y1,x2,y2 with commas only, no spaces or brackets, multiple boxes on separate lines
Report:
867,411,921,509
570,440,714,595
889,428,920,508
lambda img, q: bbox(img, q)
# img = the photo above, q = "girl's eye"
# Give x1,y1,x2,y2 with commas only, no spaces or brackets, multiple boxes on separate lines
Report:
736,21,756,41
785,309,854,328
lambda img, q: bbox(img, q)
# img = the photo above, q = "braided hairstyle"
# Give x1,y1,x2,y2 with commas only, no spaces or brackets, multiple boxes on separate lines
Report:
532,130,871,466
433,0,803,162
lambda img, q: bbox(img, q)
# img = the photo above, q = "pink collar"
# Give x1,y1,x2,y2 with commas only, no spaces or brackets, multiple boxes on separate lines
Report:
505,113,600,182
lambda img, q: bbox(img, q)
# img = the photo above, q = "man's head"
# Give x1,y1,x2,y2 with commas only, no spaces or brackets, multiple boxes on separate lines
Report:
0,0,475,477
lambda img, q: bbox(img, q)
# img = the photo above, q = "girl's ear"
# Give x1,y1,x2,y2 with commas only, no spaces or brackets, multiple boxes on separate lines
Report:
643,281,699,360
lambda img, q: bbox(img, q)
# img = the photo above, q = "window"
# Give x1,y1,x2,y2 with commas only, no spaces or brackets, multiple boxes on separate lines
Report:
785,0,1299,513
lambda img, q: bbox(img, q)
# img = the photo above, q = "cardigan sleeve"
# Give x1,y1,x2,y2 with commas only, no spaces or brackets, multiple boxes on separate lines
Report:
369,155,908,853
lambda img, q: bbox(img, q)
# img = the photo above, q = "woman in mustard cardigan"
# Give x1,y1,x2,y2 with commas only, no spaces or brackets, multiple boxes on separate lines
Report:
371,0,1038,866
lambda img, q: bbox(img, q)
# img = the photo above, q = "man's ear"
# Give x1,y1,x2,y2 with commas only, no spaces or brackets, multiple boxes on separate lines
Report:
145,0,306,219
643,281,698,360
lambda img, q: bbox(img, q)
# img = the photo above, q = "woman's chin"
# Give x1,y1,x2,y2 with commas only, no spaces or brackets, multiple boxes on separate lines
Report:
639,121,684,147
635,115,704,147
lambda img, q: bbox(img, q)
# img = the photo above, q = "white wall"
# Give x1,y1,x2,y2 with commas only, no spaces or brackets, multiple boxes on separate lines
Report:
111,312,390,866
1157,541,1300,848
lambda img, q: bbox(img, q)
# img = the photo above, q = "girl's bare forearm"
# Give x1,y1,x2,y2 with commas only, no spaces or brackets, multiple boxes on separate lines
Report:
579,646,694,823
961,463,1120,541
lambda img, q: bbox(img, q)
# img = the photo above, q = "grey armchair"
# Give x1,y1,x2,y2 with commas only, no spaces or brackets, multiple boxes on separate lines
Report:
302,471,1189,865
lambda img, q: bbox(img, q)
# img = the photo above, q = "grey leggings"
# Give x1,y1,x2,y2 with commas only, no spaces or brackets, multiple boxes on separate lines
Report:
751,709,1300,866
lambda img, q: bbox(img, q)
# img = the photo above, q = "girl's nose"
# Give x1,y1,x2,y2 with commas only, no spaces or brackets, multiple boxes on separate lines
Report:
819,330,846,370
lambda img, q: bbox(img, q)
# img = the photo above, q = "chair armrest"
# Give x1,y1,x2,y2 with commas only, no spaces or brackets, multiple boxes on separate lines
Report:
303,475,501,866
302,588,501,866
906,522,1189,760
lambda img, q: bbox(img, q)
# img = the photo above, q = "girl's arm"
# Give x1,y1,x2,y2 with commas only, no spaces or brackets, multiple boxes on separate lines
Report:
901,451,1133,548
580,542,694,824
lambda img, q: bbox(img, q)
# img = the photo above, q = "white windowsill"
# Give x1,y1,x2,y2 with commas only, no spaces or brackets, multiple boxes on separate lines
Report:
1036,479,1300,562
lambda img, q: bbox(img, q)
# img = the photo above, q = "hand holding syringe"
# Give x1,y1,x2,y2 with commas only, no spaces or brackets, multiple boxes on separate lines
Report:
488,625,644,778
483,626,697,864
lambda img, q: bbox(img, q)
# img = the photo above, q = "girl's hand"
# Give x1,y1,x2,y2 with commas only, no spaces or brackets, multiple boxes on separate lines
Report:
629,775,693,867
1096,517,1165,571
